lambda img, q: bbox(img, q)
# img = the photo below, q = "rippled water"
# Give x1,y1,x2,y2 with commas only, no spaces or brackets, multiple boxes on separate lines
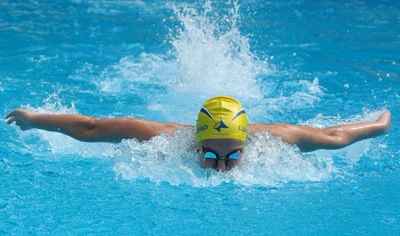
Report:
1,0,399,235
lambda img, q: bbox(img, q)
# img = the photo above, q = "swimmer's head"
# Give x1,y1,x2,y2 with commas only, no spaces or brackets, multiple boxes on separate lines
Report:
195,96,249,144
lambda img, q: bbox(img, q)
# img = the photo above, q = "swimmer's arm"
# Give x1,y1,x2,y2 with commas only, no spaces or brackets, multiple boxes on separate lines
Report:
249,111,391,152
5,109,187,142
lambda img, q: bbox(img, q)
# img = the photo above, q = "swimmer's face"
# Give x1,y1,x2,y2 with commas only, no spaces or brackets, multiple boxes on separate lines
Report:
198,139,244,172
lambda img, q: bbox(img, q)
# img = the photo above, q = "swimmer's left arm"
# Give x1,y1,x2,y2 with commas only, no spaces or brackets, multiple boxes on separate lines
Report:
250,111,391,152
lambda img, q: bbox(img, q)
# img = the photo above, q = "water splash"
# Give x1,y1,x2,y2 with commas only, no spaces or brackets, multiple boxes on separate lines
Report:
168,1,266,101
96,1,274,123
13,1,386,187
93,1,325,123
112,129,333,187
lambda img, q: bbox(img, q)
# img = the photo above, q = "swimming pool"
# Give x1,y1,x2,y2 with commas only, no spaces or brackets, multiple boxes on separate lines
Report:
1,0,399,235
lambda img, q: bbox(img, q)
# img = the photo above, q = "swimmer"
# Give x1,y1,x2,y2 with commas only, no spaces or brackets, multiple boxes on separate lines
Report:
5,96,391,171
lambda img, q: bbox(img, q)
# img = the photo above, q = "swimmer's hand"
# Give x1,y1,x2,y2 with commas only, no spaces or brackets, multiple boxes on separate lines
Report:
376,110,391,133
5,109,35,130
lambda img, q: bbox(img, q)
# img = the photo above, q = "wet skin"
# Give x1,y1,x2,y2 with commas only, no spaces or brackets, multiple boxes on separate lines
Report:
198,139,243,172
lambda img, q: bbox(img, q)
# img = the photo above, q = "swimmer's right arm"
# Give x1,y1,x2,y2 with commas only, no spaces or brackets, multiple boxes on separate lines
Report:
5,109,185,142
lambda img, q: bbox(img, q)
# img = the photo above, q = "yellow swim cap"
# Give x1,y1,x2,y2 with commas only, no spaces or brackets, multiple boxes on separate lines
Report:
196,96,249,143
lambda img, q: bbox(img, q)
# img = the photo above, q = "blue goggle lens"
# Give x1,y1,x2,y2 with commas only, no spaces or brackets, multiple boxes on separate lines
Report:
203,151,217,160
227,150,241,160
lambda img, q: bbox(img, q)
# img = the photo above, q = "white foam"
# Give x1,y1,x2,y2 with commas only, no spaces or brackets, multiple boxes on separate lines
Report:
110,129,334,187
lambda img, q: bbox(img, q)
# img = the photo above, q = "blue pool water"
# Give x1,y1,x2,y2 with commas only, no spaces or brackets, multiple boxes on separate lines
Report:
1,0,399,235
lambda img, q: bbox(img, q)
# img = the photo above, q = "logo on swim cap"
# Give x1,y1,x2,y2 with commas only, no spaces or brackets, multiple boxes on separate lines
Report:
214,120,229,132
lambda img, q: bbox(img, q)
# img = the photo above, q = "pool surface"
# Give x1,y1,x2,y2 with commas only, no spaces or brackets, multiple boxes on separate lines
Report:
1,0,399,235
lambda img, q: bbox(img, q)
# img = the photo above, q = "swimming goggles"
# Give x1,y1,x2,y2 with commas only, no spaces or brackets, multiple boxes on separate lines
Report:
201,147,242,161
